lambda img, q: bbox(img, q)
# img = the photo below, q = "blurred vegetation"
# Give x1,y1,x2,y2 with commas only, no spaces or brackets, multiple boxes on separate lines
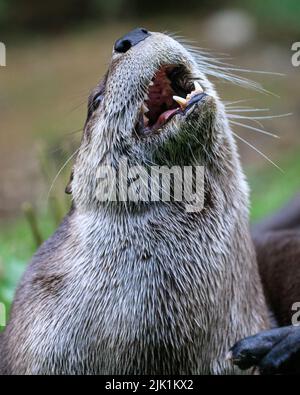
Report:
0,0,300,38
0,0,218,34
246,0,300,38
0,142,72,320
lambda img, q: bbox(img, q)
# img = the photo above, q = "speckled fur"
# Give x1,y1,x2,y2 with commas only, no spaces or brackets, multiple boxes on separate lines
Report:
0,32,269,374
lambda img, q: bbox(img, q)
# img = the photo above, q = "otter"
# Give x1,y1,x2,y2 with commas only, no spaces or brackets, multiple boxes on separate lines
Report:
0,28,269,375
230,195,300,375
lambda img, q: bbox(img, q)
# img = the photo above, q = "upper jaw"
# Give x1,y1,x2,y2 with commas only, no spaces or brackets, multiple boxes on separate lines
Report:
88,36,211,137
134,63,207,137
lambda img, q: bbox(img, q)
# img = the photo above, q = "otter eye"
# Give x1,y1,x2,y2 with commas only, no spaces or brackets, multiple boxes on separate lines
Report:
89,93,103,115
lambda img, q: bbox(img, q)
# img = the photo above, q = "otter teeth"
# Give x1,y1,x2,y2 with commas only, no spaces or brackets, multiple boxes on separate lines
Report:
141,103,149,126
142,103,149,114
193,81,203,93
173,95,188,109
173,81,204,109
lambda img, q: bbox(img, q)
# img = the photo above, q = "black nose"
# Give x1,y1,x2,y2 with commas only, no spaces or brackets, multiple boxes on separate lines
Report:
114,28,150,53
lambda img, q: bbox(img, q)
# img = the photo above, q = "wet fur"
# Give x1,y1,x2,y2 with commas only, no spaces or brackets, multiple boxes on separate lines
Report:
0,31,269,374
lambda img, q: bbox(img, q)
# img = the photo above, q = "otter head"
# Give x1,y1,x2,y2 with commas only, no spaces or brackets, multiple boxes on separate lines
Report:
71,28,242,211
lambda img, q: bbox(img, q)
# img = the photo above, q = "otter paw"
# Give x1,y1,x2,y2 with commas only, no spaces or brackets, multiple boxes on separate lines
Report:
229,326,300,375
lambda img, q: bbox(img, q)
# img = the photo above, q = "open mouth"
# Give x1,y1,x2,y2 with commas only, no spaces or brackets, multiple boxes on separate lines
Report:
136,65,206,135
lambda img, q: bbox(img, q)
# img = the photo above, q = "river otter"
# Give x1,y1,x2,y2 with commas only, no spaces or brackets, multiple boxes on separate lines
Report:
0,28,269,374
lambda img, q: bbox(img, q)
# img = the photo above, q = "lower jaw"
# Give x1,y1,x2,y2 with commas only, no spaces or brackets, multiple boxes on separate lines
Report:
137,92,207,137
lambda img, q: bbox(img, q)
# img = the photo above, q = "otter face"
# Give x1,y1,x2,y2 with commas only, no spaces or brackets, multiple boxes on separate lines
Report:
81,29,225,165
72,29,236,208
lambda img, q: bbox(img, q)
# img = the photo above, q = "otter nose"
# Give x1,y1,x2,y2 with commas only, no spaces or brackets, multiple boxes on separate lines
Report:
114,28,150,53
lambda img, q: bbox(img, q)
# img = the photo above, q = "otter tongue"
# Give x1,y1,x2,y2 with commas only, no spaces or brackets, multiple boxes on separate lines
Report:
155,108,178,128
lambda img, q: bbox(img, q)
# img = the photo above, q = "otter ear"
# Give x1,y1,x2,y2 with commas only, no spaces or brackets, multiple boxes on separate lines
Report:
65,169,74,195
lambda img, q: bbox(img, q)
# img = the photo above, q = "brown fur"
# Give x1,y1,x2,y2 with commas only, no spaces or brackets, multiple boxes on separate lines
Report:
252,194,300,327
0,31,269,375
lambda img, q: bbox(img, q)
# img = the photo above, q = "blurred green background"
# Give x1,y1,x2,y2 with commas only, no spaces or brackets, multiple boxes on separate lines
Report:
0,0,300,321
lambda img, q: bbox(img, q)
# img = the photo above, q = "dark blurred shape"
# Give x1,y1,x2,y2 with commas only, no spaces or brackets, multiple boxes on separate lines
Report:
0,0,226,34
1,0,93,32
0,0,299,41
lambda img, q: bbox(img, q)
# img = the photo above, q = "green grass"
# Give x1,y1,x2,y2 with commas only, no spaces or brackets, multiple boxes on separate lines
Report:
247,150,300,221
0,211,56,320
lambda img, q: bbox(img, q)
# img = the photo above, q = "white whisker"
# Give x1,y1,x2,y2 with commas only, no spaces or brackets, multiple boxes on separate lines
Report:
225,99,254,106
232,132,283,172
47,148,80,203
228,113,292,121
230,116,265,129
230,120,280,139
225,108,270,113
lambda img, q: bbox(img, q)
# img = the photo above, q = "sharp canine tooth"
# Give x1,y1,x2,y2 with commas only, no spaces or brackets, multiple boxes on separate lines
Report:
149,81,154,86
173,95,187,109
193,81,203,93
184,82,204,103
142,103,149,113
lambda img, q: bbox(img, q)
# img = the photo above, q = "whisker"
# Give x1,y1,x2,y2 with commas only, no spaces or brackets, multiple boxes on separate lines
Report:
225,108,270,113
232,131,283,172
64,128,83,136
228,113,292,121
212,65,284,76
229,116,265,129
68,97,89,114
47,148,80,203
180,40,285,97
230,120,280,139
225,99,254,106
